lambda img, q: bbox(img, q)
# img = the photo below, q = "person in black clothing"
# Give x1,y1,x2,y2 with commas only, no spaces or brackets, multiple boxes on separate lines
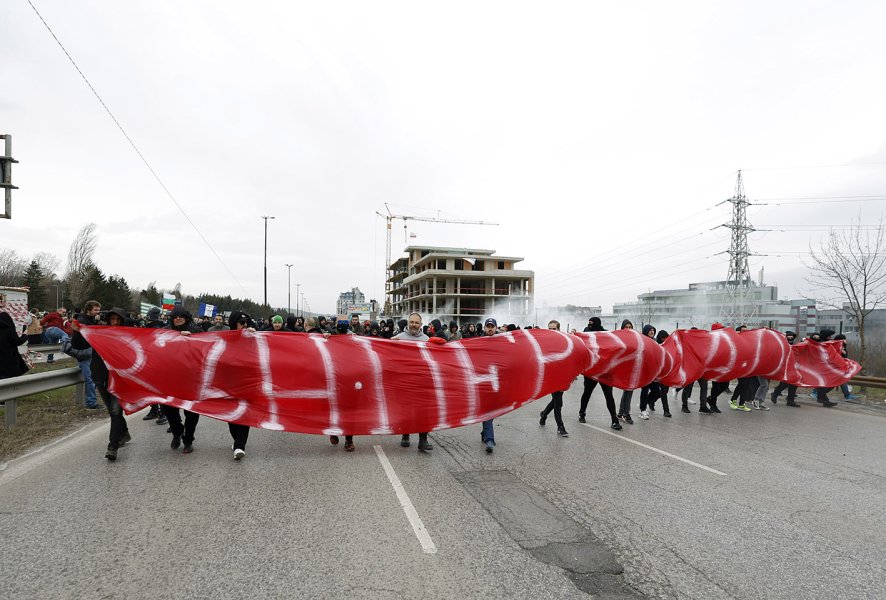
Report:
141,307,169,423
227,311,255,458
538,320,569,437
0,311,29,382
69,307,133,460
813,329,839,407
578,317,621,430
161,307,203,453
771,330,800,407
617,319,636,424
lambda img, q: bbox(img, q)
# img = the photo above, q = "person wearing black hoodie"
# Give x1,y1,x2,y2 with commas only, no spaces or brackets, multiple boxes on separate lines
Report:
771,330,800,407
227,311,256,458
813,329,839,407
95,308,133,460
538,320,569,437
162,307,203,454
617,319,636,424
578,317,621,430
0,311,29,381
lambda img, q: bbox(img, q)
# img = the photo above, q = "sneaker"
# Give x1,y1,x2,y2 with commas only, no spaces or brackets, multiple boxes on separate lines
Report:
822,400,837,407
142,408,158,420
171,435,181,449
758,404,770,411
639,410,649,420
648,404,656,412
751,400,763,410
611,421,622,430
845,394,860,400
118,432,131,446
105,447,117,461
663,411,672,418
624,415,634,425
417,439,433,452
557,427,569,437
786,400,801,407
233,448,246,460
709,403,722,414
737,404,752,412
698,405,712,414
686,398,696,405
729,400,738,410
344,440,355,452
539,411,547,426
811,390,818,400
166,426,173,433
681,406,691,413
770,393,778,404
156,414,168,425
182,442,193,453
400,435,410,447
329,435,339,445
485,440,494,453
578,414,587,423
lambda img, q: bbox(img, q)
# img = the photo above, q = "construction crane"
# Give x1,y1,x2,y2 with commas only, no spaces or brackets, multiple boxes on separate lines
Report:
377,203,498,315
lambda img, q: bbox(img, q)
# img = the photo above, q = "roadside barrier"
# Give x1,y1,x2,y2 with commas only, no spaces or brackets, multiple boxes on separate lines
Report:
0,368,84,428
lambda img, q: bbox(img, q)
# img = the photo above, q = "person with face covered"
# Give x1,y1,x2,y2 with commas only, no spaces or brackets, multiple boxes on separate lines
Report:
771,330,800,407
161,307,203,453
579,317,621,430
812,329,839,407
328,315,357,451
639,328,672,419
225,311,257,458
617,319,636,424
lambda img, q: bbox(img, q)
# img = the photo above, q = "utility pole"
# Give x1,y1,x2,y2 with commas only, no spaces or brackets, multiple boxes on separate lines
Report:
296,283,302,317
718,171,759,326
284,263,293,314
261,216,275,308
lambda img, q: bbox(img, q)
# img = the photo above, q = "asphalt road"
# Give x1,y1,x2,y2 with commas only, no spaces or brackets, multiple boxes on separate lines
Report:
1,381,884,600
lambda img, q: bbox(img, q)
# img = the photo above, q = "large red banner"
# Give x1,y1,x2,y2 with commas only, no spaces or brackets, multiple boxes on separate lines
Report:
81,327,860,435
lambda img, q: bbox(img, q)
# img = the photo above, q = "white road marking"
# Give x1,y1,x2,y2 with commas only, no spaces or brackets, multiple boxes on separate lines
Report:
580,423,727,476
373,445,437,554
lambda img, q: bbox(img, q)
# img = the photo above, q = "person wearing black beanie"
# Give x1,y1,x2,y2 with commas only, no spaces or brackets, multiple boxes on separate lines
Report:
579,317,621,430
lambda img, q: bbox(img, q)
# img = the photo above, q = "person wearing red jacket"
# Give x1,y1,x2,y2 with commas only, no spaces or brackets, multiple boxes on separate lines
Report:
40,307,69,364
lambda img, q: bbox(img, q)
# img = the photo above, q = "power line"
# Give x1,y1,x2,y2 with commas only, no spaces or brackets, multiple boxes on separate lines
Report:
26,0,250,297
756,195,886,205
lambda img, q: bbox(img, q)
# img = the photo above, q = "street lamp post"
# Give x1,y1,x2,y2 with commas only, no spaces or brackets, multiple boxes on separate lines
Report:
284,263,293,315
261,215,275,308
296,283,301,317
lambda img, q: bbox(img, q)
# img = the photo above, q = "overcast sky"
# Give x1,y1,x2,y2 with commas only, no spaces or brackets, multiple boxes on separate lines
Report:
3,1,886,316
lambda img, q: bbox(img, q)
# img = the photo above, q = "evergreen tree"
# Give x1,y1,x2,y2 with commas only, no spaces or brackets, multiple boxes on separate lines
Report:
23,260,46,309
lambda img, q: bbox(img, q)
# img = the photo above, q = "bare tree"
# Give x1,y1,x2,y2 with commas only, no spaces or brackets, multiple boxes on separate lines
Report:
0,247,27,286
64,223,99,309
32,251,61,279
805,214,886,369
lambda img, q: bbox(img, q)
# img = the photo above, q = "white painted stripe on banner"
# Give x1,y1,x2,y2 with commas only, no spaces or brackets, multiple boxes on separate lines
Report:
580,423,727,476
373,445,438,554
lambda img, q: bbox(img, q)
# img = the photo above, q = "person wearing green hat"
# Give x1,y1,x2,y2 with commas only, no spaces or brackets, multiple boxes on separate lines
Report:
265,315,292,332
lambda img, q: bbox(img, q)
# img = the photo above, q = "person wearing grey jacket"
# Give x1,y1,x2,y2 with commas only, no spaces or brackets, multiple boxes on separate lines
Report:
393,312,433,452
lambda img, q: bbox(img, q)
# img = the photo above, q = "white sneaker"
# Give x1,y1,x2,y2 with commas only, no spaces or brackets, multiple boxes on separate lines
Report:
639,409,650,420
233,448,246,460
686,398,696,404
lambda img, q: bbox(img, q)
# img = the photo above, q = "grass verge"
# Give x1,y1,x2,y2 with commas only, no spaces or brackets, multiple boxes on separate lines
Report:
0,360,108,463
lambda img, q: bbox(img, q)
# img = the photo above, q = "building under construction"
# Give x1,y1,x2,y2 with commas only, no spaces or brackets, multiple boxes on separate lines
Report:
385,246,534,325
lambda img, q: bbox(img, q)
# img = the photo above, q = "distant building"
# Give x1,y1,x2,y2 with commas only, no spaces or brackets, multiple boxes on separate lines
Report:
610,281,819,335
336,287,365,316
386,246,534,325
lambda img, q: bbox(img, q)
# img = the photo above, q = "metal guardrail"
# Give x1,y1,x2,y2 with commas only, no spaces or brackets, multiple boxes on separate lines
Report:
0,367,84,428
849,375,886,389
29,343,63,353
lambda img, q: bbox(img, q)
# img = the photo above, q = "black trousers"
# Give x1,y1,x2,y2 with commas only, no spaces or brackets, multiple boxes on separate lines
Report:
229,422,250,450
709,381,730,404
579,377,618,422
682,378,708,405
640,383,670,412
541,391,565,428
772,381,797,402
163,405,200,444
97,384,129,450
739,377,760,406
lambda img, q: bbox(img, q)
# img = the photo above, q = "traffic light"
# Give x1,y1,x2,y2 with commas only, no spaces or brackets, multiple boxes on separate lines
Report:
0,134,19,219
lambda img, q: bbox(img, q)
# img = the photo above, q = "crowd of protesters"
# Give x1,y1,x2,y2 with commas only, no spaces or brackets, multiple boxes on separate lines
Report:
0,304,860,463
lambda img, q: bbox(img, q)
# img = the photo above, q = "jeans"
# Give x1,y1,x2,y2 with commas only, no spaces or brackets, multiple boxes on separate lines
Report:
754,377,769,402
97,384,128,449
43,327,69,363
481,420,495,446
78,360,97,408
618,389,633,416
